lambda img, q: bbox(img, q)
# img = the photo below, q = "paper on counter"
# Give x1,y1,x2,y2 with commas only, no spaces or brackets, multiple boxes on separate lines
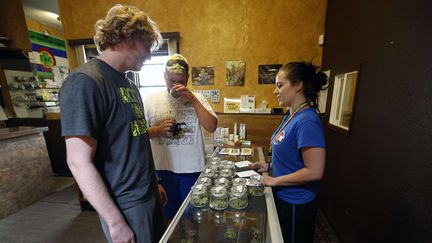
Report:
219,148,231,155
229,148,240,156
240,148,252,155
235,161,252,168
236,170,259,178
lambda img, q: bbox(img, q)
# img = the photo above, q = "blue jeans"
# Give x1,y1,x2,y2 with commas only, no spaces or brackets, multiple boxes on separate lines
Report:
157,170,200,219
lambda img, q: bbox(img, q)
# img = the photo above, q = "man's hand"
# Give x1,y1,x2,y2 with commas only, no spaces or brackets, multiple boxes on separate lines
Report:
158,184,168,207
157,119,176,138
108,220,135,243
172,84,194,100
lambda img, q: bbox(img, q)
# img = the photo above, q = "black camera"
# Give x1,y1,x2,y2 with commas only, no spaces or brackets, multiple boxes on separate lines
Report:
170,122,186,136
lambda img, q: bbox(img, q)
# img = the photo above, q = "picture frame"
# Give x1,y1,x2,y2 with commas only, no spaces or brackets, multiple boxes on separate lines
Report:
192,66,214,86
226,61,245,86
327,65,361,135
258,64,282,84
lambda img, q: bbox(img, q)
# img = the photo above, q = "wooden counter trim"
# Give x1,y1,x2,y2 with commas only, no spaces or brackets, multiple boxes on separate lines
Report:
215,112,285,116
44,112,61,120
0,126,49,140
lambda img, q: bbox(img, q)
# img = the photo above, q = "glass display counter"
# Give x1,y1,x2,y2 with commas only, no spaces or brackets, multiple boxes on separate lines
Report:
159,147,283,243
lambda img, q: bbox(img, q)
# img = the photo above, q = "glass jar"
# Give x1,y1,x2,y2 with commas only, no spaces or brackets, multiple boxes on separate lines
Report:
222,160,235,167
190,184,209,208
209,157,222,166
214,177,231,189
196,177,212,191
208,164,219,173
219,168,234,179
232,177,246,187
211,157,222,163
209,186,228,210
222,164,236,177
201,168,218,179
247,174,265,196
229,185,248,209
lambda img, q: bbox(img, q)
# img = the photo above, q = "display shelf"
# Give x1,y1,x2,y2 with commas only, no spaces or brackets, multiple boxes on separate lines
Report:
159,147,283,243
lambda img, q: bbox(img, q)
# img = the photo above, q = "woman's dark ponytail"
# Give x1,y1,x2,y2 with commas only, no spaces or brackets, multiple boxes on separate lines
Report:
279,62,328,111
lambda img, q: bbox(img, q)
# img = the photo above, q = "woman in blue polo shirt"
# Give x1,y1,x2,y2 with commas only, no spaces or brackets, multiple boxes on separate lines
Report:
252,61,328,243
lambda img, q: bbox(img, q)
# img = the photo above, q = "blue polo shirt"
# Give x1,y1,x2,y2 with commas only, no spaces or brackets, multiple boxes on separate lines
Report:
271,107,325,204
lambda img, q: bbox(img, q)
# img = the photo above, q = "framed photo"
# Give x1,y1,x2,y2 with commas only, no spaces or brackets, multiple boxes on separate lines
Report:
226,61,245,86
328,65,361,135
192,66,214,86
258,64,282,84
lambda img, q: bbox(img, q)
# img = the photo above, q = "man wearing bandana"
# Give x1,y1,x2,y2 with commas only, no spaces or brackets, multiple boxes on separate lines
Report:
143,54,218,219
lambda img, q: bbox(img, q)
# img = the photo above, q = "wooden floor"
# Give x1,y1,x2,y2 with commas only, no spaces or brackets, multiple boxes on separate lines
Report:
0,177,106,243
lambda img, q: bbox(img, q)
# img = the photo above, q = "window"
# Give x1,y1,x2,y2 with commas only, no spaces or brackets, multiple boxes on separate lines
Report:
69,32,180,101
329,70,359,134
135,55,169,100
129,37,179,101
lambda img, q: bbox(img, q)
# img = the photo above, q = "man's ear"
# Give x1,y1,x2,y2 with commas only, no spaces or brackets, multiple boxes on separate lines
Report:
115,40,132,51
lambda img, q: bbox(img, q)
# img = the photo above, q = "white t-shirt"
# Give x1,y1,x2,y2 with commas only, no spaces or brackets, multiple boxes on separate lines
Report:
143,91,217,173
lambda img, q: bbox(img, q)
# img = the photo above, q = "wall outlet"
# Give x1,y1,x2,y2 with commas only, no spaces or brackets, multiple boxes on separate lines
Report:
319,34,325,46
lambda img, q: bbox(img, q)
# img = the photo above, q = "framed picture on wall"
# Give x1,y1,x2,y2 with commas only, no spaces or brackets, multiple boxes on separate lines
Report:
328,65,361,135
192,66,214,86
226,61,245,86
258,64,282,84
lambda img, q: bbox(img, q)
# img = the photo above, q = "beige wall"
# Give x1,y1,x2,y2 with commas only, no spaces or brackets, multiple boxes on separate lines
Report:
58,0,327,112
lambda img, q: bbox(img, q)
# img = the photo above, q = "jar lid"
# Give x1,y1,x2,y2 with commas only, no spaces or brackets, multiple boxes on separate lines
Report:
199,177,211,184
211,186,227,195
249,174,263,185
193,184,207,194
231,185,246,193
233,178,246,184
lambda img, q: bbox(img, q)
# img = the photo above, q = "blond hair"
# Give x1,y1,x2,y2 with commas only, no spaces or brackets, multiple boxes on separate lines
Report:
94,4,162,52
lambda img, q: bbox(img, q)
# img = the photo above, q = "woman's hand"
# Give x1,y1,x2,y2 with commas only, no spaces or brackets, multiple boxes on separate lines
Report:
249,162,268,172
263,175,278,186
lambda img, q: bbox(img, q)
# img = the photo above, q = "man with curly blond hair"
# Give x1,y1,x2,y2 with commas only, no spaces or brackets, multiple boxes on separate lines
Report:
60,4,166,243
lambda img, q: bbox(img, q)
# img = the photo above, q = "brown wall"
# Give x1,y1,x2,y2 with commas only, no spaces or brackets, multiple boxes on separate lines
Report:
58,0,327,112
320,0,432,242
0,0,31,52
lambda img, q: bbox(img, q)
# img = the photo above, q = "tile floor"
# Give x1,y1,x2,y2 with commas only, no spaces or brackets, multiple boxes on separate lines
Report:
0,177,106,243
0,177,339,243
